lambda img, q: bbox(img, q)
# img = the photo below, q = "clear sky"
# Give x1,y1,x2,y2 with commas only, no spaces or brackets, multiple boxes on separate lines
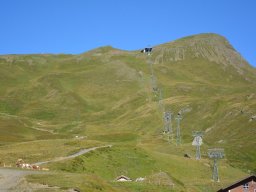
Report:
0,0,255,67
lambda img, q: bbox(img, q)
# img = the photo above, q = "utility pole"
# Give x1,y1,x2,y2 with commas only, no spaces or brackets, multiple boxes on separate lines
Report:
208,148,224,182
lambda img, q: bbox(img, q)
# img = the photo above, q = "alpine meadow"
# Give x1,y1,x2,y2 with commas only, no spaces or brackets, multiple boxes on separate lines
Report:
0,33,255,192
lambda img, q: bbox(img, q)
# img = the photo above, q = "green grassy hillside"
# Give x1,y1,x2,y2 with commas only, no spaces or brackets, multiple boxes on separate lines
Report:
0,33,255,191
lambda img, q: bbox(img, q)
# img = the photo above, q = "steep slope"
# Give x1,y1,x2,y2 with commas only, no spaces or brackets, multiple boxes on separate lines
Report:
150,33,256,170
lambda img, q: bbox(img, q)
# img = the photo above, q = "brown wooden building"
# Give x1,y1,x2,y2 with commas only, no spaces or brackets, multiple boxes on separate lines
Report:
217,175,256,192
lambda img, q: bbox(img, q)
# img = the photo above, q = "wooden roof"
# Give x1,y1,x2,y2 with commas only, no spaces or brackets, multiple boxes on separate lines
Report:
217,175,256,192
115,175,132,181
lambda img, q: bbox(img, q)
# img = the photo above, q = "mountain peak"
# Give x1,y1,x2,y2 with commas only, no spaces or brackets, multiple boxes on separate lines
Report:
153,33,253,74
179,33,228,41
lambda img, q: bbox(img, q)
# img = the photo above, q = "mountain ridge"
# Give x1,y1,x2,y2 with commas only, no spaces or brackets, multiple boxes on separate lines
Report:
0,33,255,191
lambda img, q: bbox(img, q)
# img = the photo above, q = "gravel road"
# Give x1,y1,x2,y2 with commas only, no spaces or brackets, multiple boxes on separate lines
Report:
0,145,112,191
0,168,41,192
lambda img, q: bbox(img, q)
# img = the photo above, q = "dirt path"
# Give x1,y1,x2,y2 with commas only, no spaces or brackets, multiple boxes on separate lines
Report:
0,145,112,191
34,145,112,165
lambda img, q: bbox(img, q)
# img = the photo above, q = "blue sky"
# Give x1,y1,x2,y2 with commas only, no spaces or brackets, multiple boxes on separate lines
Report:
0,0,255,67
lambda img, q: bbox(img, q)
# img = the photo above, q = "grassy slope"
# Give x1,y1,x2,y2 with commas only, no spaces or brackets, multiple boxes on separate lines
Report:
0,34,255,191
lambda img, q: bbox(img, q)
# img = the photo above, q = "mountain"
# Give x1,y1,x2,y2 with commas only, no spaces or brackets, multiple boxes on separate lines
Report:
0,33,255,191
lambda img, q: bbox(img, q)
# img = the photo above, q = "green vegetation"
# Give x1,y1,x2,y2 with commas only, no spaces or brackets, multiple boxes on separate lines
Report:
0,33,255,191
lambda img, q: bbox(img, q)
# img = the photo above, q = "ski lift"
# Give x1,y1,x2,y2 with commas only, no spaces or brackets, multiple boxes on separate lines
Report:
141,47,153,55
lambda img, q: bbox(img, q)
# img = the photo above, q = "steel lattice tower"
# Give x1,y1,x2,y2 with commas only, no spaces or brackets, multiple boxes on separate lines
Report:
158,89,165,113
163,111,171,132
145,50,159,101
175,113,182,145
163,111,172,142
208,148,224,182
192,131,204,160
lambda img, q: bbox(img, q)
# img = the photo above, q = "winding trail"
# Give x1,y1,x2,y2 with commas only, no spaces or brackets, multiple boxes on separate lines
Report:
34,145,112,165
0,145,112,191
